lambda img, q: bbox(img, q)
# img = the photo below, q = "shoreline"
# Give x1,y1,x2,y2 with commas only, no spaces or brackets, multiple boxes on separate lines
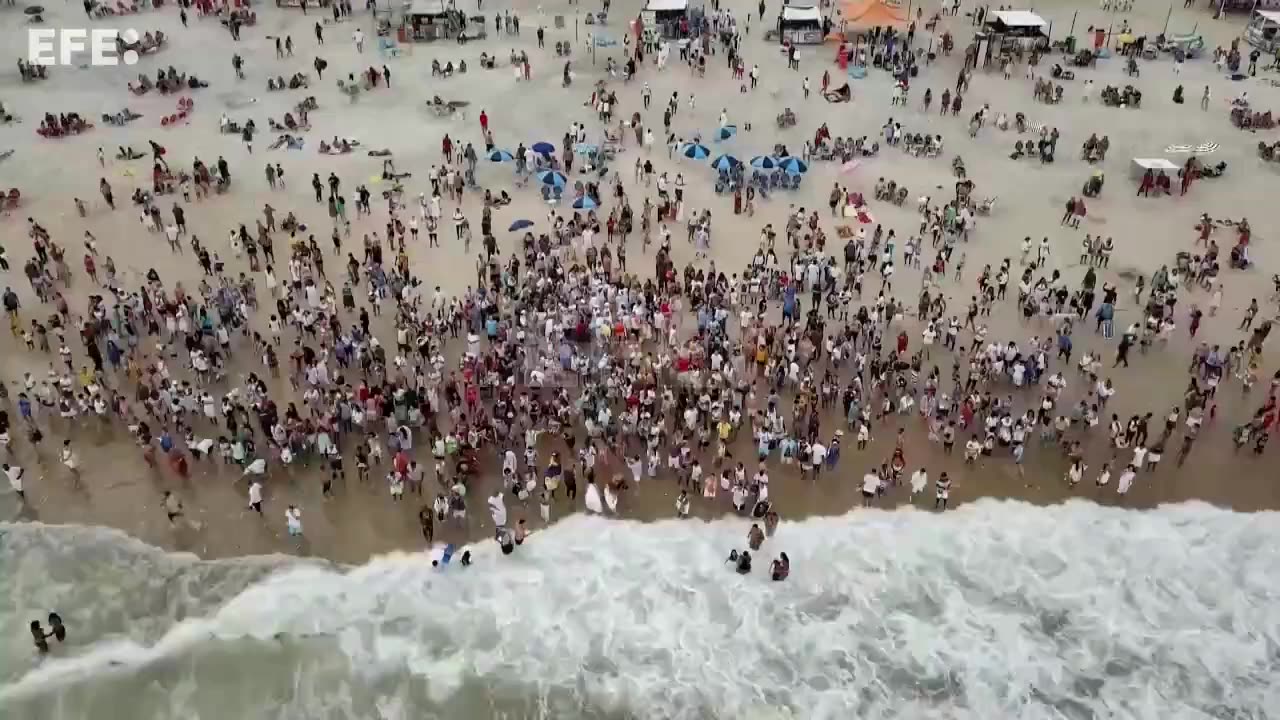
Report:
4,388,1276,566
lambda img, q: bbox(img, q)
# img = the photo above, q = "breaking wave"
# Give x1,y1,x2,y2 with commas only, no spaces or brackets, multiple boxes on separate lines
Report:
2,499,1278,719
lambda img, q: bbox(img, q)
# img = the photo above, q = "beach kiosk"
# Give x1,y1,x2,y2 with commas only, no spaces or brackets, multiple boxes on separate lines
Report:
778,5,824,45
642,0,689,40
402,0,456,42
983,9,1049,38
1247,9,1280,53
978,9,1047,67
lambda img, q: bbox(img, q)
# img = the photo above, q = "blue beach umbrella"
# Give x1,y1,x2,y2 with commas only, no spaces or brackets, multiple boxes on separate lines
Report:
710,154,740,172
572,196,599,210
508,219,534,232
750,155,779,170
779,157,809,175
488,149,515,162
682,142,711,160
531,141,555,155
537,170,568,188
715,125,738,141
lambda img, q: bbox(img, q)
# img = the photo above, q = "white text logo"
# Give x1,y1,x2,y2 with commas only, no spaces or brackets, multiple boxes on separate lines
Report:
27,29,140,66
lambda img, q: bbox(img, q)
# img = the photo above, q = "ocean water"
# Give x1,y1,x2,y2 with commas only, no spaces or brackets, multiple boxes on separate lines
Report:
1,500,1278,720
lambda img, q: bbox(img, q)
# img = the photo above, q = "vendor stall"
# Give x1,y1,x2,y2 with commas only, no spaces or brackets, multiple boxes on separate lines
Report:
978,10,1048,65
984,10,1048,37
1130,157,1178,180
778,5,824,46
641,0,689,40
402,0,458,42
1246,9,1280,54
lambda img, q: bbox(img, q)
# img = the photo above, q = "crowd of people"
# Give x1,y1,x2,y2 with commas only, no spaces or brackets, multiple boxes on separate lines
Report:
2,0,1277,582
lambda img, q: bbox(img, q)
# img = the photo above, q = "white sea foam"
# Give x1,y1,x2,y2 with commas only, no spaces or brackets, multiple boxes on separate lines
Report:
2,499,1279,720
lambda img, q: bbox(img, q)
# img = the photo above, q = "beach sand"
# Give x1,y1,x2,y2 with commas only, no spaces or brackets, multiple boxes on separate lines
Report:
1,0,1278,564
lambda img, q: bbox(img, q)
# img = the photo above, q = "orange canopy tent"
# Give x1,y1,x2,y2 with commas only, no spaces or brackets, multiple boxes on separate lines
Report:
839,0,909,31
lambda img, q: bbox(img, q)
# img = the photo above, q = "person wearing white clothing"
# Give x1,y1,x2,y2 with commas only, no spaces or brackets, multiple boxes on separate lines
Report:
861,470,881,506
4,463,26,501
61,441,81,488
1066,461,1086,486
1131,446,1147,470
488,491,508,528
1117,465,1137,495
910,468,928,497
248,480,264,514
285,506,303,536
810,442,827,476
1095,463,1111,487
584,479,604,513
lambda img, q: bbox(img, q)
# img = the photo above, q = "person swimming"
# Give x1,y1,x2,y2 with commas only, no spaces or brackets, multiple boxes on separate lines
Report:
770,552,790,582
748,523,765,551
30,620,49,654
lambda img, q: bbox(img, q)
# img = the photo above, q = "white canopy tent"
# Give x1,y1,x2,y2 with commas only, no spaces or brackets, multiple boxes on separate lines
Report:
1131,157,1179,179
645,0,688,11
781,5,822,22
779,5,824,44
989,10,1047,29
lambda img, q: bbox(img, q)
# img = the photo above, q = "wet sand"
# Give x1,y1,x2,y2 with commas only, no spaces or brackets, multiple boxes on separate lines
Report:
1,0,1278,563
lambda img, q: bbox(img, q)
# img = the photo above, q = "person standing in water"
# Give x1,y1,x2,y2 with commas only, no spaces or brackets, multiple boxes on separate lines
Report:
419,505,434,543
584,477,604,514
162,491,184,524
31,620,50,654
285,505,303,537
770,553,790,581
861,468,881,507
61,439,81,488
488,491,508,528
4,462,25,501
935,472,952,510
47,613,65,643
